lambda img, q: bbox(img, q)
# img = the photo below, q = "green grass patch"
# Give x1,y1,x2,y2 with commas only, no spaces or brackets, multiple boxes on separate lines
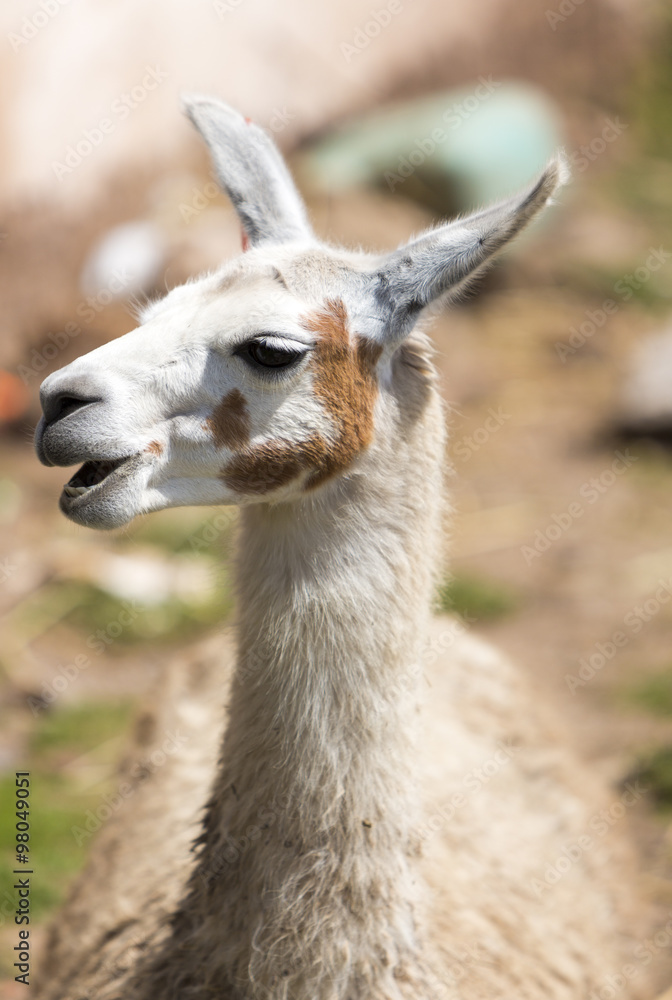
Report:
36,575,233,648
0,770,116,942
0,700,138,944
557,254,672,313
628,5,672,163
437,572,519,621
130,507,238,555
29,700,134,759
0,772,88,936
620,669,672,717
601,158,672,240
627,746,672,812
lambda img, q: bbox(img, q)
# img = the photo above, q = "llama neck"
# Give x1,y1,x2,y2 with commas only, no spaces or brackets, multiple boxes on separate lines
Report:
176,366,445,997
232,478,434,830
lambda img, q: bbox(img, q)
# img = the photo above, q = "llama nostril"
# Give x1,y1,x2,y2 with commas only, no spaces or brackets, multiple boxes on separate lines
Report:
43,391,101,426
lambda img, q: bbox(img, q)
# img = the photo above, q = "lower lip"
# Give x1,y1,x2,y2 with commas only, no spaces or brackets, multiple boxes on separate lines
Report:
60,455,138,505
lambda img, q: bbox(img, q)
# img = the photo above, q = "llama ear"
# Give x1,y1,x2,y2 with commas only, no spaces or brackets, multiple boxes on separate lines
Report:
372,156,568,345
182,94,313,248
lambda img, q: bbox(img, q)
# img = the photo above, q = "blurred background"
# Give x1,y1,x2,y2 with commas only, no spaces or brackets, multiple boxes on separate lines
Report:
2,0,672,992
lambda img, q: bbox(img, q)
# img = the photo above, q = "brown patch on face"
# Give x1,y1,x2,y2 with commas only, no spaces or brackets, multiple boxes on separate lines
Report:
220,299,382,496
145,440,163,455
222,433,327,494
303,298,382,489
207,388,251,449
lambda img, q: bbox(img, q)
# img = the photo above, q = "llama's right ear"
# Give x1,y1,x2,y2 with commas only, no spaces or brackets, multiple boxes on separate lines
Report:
182,95,313,248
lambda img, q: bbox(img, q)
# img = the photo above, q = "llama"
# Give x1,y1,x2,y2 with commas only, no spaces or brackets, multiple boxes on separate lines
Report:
33,96,646,1000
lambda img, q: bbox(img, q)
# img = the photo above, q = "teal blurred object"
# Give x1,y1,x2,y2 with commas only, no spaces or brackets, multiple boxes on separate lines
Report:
299,82,563,215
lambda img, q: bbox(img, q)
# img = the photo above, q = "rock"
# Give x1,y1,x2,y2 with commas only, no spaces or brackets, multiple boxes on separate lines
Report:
618,325,672,440
298,83,563,215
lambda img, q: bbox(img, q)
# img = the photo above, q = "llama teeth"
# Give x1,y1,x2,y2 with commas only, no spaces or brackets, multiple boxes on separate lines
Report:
63,485,89,497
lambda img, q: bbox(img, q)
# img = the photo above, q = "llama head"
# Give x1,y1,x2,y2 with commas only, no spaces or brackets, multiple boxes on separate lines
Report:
35,96,565,529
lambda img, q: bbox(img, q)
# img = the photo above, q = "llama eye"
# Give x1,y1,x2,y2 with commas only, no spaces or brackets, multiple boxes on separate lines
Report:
242,340,306,370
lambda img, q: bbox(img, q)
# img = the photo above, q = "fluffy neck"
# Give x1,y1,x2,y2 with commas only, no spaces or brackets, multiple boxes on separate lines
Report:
146,349,445,999
231,480,431,836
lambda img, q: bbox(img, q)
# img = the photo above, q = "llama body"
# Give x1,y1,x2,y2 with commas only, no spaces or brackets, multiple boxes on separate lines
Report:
33,98,644,998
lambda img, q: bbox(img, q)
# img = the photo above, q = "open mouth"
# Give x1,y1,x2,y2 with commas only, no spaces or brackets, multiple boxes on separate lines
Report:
63,457,132,498
58,452,147,529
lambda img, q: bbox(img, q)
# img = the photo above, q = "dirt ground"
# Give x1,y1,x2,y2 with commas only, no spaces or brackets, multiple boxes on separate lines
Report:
2,140,672,995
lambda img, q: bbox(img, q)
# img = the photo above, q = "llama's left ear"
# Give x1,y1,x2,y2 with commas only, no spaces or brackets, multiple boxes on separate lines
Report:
183,95,313,248
372,156,568,345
